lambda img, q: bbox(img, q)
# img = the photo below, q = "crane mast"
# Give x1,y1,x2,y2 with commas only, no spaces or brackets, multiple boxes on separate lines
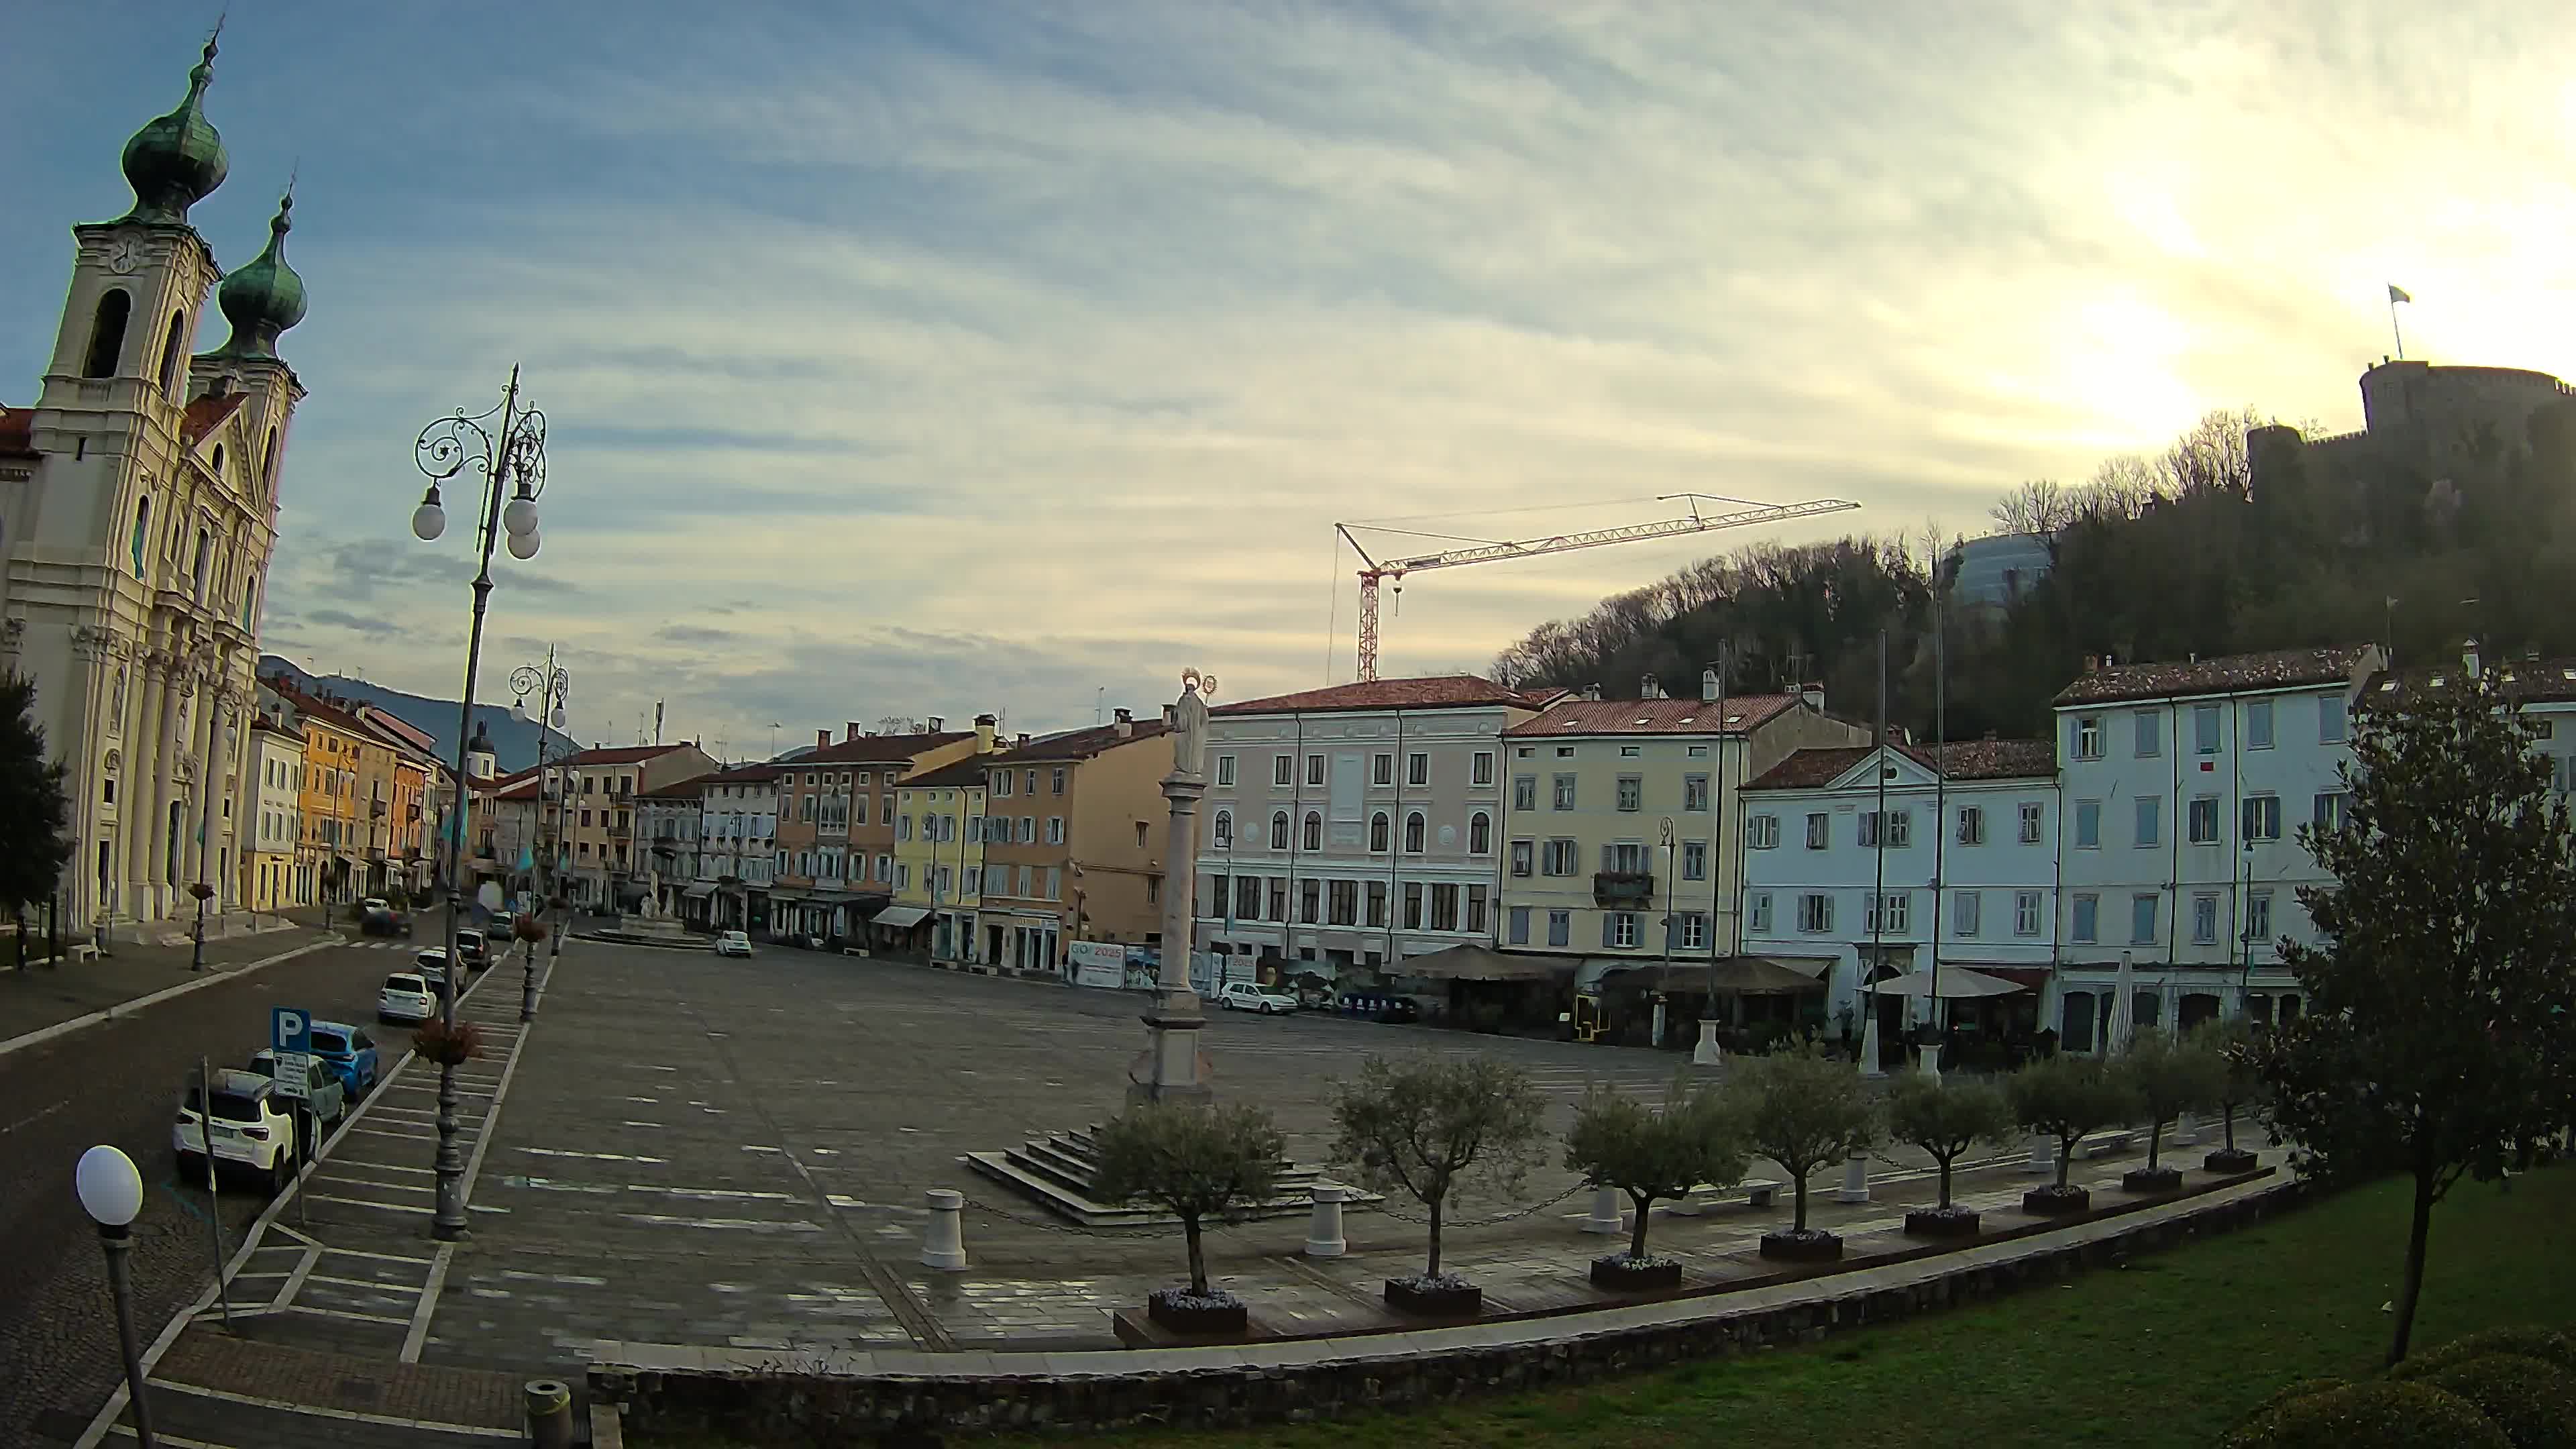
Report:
1339,494,1861,682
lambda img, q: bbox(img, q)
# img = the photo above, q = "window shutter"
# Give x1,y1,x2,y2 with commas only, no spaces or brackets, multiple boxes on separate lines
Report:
1600,843,1614,873
1664,914,1679,951
1601,913,1615,947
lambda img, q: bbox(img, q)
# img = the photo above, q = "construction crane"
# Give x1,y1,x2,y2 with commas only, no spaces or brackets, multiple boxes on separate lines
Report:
1337,494,1862,682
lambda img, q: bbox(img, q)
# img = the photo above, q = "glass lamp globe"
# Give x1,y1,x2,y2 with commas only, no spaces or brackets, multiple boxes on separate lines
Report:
502,494,539,538
506,528,540,561
75,1144,143,1228
512,698,531,723
411,492,447,542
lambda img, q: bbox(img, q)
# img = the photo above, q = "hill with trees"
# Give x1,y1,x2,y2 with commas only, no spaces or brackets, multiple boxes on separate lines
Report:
1489,402,2576,740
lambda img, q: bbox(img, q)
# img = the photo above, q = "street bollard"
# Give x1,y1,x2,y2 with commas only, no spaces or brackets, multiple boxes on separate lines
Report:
1835,1153,1872,1204
2171,1112,2200,1147
1304,1185,1348,1257
525,1380,574,1449
2024,1132,2057,1177
1581,1186,1623,1234
920,1189,968,1271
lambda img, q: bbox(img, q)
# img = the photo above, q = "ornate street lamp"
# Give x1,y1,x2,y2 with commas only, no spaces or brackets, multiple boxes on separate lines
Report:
76,1145,156,1447
186,881,215,971
410,368,549,1241
511,649,571,1024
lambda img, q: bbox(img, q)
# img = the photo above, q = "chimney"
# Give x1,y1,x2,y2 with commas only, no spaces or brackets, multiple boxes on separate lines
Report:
1700,669,1720,702
1113,706,1134,737
816,729,830,750
974,712,998,751
926,716,945,733
1640,672,1662,700
2463,637,2480,678
2083,655,2099,674
1582,682,1603,702
1799,684,1825,713
1016,733,1031,747
845,722,862,743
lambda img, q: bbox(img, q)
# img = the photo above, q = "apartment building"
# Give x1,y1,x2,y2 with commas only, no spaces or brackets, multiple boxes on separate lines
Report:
556,742,716,910
273,688,366,904
1739,738,2060,1038
241,712,305,912
891,756,987,961
690,763,781,930
974,710,1172,975
2052,644,2383,1049
1496,674,1864,971
1193,676,1553,978
770,719,992,941
637,777,710,914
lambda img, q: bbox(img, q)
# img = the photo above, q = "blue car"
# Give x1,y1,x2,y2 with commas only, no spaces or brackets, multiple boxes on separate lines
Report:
305,1020,381,1099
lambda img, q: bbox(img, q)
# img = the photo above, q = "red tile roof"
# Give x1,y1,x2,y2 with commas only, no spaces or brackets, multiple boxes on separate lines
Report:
700,763,785,784
559,743,700,767
1505,694,1802,738
905,757,994,790
0,406,34,460
180,391,249,449
785,731,973,767
987,718,1170,763
639,778,713,801
1214,675,1554,716
1745,739,2056,792
2365,655,2576,708
2053,645,2375,706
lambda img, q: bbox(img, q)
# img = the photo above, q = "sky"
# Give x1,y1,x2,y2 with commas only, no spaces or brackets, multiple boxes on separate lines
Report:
9,1,2575,757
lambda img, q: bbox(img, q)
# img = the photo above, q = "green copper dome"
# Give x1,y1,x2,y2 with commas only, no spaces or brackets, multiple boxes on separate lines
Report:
213,192,307,360
120,36,229,225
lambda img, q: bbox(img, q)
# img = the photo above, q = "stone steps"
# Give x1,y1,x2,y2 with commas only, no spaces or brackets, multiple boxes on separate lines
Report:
965,1125,1379,1228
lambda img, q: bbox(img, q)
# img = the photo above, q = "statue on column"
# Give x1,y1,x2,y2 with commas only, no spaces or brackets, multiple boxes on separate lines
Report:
1170,668,1216,780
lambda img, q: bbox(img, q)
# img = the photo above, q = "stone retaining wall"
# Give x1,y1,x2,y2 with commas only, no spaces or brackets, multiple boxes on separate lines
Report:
594,1177,2314,1442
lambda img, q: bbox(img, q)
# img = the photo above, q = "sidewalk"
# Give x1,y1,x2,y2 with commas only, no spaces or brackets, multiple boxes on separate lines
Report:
0,909,339,1050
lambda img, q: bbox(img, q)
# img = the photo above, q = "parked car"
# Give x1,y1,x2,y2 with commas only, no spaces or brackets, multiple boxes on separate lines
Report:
411,948,451,988
488,911,517,944
379,972,437,1024
360,896,389,915
305,1020,381,1097
174,1067,299,1191
454,928,491,971
360,898,411,937
248,1047,347,1152
714,930,753,959
1218,981,1300,1014
1375,996,1423,1024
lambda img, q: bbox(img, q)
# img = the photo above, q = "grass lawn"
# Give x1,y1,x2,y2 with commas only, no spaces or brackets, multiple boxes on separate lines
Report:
648,1166,2576,1449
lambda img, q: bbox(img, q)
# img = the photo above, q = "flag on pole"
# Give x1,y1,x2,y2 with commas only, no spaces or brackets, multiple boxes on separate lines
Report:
2388,284,2412,304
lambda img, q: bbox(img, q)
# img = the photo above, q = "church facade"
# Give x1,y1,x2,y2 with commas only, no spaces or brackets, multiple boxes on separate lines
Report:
0,34,310,934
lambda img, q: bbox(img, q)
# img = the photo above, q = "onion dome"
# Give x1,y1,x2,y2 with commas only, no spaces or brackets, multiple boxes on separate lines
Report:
212,191,307,360
120,36,229,225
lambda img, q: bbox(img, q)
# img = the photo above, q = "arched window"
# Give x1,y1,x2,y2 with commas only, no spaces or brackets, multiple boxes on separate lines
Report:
1301,811,1322,851
211,443,225,478
263,427,278,486
1369,812,1389,852
192,527,211,590
1468,811,1492,855
84,289,131,378
158,311,187,398
1269,811,1290,850
1404,811,1426,853
129,494,151,578
1212,810,1233,849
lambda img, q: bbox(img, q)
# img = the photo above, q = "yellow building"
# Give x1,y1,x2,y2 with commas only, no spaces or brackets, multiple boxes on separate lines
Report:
241,712,305,912
893,757,988,962
274,687,366,904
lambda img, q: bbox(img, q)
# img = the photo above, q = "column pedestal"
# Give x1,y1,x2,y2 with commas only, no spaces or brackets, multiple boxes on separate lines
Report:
1692,1018,1724,1067
1858,1014,1884,1079
1132,759,1213,1105
1303,1185,1348,1257
920,1189,967,1271
2023,1132,2057,1177
1580,1187,1624,1235
1835,1155,1872,1204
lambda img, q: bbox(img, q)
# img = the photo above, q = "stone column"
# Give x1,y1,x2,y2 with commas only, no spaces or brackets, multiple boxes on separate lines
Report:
1835,1154,1872,1203
1581,1186,1623,1234
1303,1185,1348,1257
151,661,189,917
2171,1112,2200,1147
918,1189,967,1271
128,660,167,919
2023,1132,2057,1177
1132,675,1215,1106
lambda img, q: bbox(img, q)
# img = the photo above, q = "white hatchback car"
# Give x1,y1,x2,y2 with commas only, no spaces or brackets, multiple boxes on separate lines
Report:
174,1067,299,1191
1218,981,1299,1014
379,971,437,1024
714,930,753,958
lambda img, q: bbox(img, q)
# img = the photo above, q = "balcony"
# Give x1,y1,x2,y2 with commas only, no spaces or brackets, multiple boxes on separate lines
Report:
1593,870,1655,907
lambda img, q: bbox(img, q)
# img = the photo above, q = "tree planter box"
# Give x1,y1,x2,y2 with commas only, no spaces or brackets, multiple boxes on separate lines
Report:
1758,1229,1843,1263
1382,1277,1481,1318
2203,1147,2259,1174
1902,1206,1983,1239
2121,1165,2184,1194
1145,1289,1247,1336
1589,1255,1683,1291
2022,1185,2091,1216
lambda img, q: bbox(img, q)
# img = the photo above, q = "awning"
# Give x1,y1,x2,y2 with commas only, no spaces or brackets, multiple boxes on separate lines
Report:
871,905,932,928
1593,956,1826,995
1867,966,2027,999
1395,944,1581,983
1956,964,2049,991
682,884,715,900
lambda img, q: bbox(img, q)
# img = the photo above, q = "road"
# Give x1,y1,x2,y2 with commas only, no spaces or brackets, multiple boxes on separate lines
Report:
0,923,499,1447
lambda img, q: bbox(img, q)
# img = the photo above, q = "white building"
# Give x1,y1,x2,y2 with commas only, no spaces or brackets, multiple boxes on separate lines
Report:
2050,645,2383,1047
1193,676,1553,977
240,710,305,913
1,37,308,933
637,777,707,915
692,763,780,930
1739,739,2061,1039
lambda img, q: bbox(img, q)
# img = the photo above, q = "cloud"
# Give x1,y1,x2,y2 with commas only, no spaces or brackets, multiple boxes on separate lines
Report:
299,608,404,639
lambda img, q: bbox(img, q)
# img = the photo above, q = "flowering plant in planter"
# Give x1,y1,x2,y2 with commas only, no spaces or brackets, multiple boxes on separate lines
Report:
1727,1038,1878,1262
1330,1055,1548,1316
1886,1069,2014,1238
1564,1073,1744,1291
1091,1103,1284,1336
413,1018,483,1067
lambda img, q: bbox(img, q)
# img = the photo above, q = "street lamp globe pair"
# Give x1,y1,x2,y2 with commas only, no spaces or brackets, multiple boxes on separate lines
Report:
413,478,540,558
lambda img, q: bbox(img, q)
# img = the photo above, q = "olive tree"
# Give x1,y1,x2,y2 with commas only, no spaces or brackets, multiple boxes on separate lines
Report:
2198,1018,2265,1162
2008,1053,2137,1192
1329,1056,1548,1281
1884,1070,2014,1211
1562,1075,1747,1263
1724,1038,1879,1234
1091,1103,1285,1298
2115,1028,2226,1172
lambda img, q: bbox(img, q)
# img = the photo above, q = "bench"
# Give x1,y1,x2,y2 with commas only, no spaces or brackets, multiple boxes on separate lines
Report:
2081,1128,2144,1159
1665,1178,1786,1216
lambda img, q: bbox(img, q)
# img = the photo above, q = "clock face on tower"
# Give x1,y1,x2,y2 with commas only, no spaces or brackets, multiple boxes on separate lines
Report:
105,237,142,275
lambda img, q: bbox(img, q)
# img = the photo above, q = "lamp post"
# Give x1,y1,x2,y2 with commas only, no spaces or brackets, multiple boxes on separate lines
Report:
410,368,549,1241
1656,818,1676,1049
75,1145,156,1448
511,651,570,1024
186,881,214,971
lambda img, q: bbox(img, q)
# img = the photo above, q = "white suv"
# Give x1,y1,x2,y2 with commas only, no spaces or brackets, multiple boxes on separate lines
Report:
1218,981,1299,1014
379,972,437,1024
174,1068,299,1192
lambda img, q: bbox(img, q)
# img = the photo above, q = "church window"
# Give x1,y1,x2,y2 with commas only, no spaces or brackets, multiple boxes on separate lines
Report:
263,427,278,488
211,443,225,477
130,495,151,578
85,290,131,378
158,311,187,398
193,527,211,588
